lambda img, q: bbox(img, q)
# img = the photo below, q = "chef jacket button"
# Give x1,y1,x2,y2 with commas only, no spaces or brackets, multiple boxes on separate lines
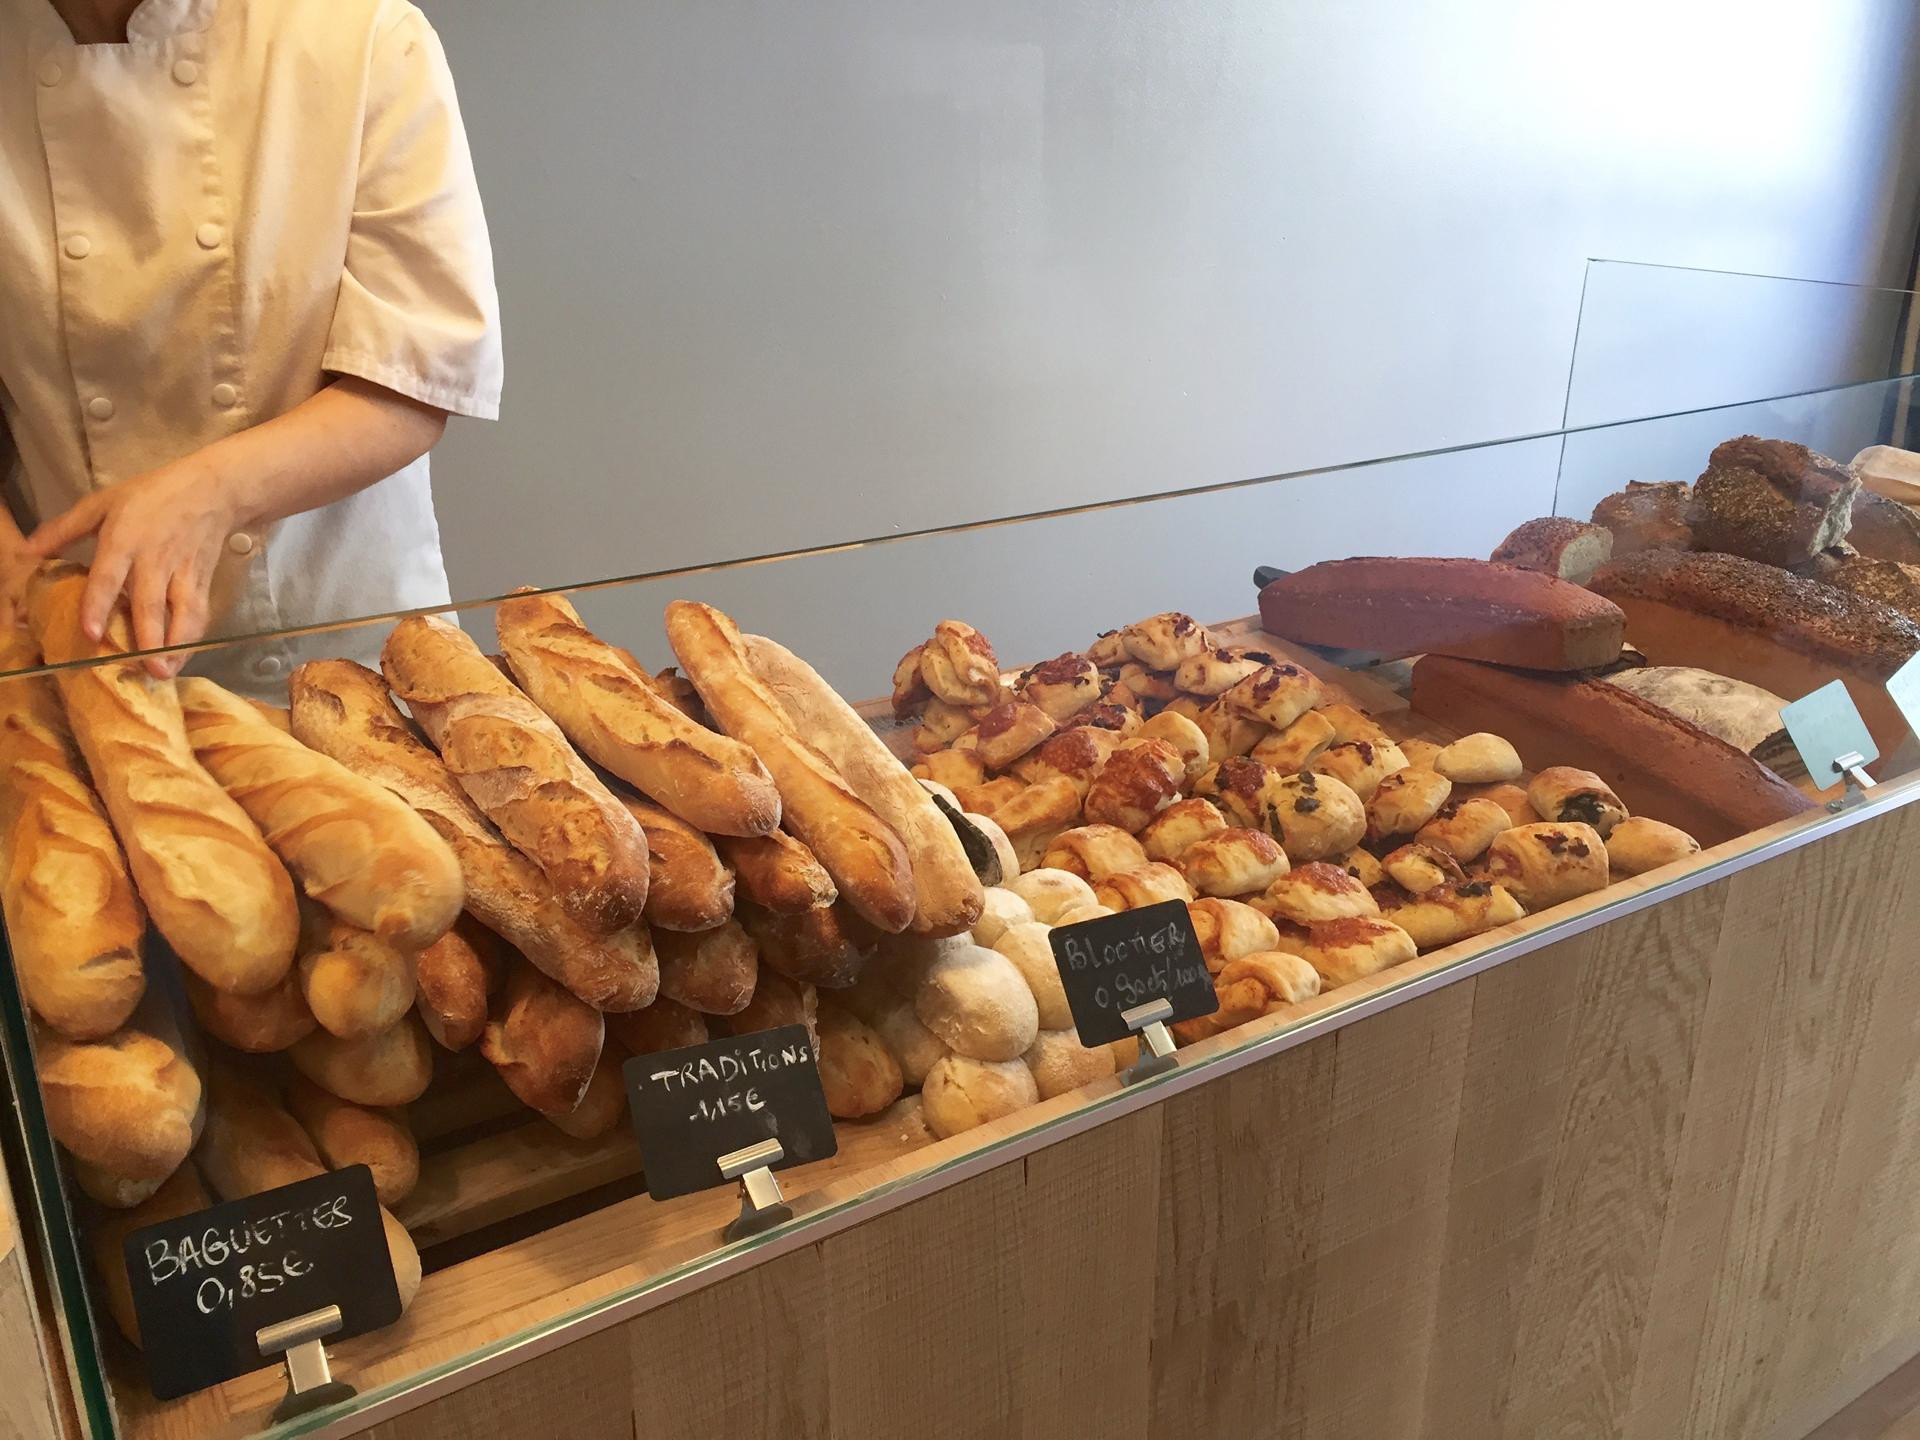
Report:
86,396,114,421
211,383,238,408
62,234,90,260
253,653,286,680
196,222,223,250
172,59,199,85
227,532,255,556
36,59,63,87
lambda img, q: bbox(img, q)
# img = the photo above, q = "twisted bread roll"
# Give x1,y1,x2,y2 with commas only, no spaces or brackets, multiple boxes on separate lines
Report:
289,661,656,1011
0,637,145,1038
178,678,463,947
495,591,780,836
382,616,650,935
28,567,296,995
479,962,605,1116
667,603,915,933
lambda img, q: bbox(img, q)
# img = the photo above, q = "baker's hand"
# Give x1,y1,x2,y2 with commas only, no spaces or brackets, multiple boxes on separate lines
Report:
26,455,242,678
0,532,36,637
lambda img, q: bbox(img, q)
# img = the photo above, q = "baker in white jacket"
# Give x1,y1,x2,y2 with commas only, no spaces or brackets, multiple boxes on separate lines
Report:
0,0,502,692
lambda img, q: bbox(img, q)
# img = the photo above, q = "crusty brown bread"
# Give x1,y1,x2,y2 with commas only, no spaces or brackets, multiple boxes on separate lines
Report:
544,1043,630,1139
89,1163,211,1344
655,920,758,1015
479,962,605,1116
666,602,915,932
381,615,650,935
1591,481,1694,557
620,795,735,932
182,967,316,1053
288,1013,434,1108
178,678,462,948
0,637,145,1039
28,567,297,996
288,660,657,1011
1846,491,1920,565
1489,517,1614,586
1690,436,1860,567
605,998,709,1055
714,829,836,914
496,590,780,836
1256,557,1626,671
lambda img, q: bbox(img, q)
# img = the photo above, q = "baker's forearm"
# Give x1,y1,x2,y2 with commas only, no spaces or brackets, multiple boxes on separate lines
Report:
207,376,448,530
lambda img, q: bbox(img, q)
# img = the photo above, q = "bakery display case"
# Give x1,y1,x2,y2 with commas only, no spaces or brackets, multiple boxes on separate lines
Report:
2,359,1920,1440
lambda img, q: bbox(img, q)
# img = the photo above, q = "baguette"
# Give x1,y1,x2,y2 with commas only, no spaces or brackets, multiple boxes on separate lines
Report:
297,904,417,1040
714,829,836,913
666,602,914,932
620,795,735,932
36,1023,200,1187
544,1043,630,1140
27,567,297,995
655,919,758,1015
1409,654,1815,846
479,961,605,1116
288,661,656,1011
722,968,818,1050
742,632,983,937
738,900,870,989
89,1163,211,1345
285,1075,420,1207
605,998,709,1055
415,914,502,1050
288,1013,433,1108
178,678,463,948
0,639,145,1039
496,591,780,836
197,1063,420,1310
1256,556,1627,670
381,615,650,934
182,968,316,1053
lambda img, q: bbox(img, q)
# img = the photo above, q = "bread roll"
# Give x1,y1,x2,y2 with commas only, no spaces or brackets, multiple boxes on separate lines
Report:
1011,727,1121,796
1311,739,1408,802
656,919,759,1014
1193,699,1268,762
606,999,709,1056
1178,828,1289,899
1122,613,1212,670
913,748,988,792
1250,710,1338,773
892,644,932,717
817,999,905,1118
992,921,1073,1031
667,604,916,933
184,967,316,1053
1017,653,1103,722
723,969,819,1053
289,1013,434,1108
959,701,1056,772
545,1043,631,1139
0,646,145,1039
1223,663,1324,732
1527,767,1628,837
1292,916,1418,988
1457,781,1539,829
288,660,657,1012
1379,880,1526,950
1255,862,1380,925
970,887,1034,949
921,1054,1039,1138
1137,710,1210,782
964,812,1020,884
1337,847,1386,888
1005,868,1098,924
415,914,501,1051
1023,1029,1117,1100
1185,898,1280,973
913,698,978,754
741,630,982,936
714,828,837,914
89,1163,210,1344
480,962,605,1116
1434,733,1523,785
286,1076,419,1206
1399,738,1444,770
1083,739,1184,833
28,568,297,995
916,943,1040,1062
738,900,869,989
1215,763,1365,861
37,1024,200,1188
1414,797,1512,863
298,906,417,1040
1173,644,1273,698
178,679,463,948
620,796,734,932
1483,823,1609,909
919,621,1002,708
1367,768,1453,842
1054,902,1116,927
494,590,780,836
1606,816,1701,876
382,616,651,935
1139,797,1229,863
1039,824,1150,882
1177,951,1323,1042
1381,842,1465,895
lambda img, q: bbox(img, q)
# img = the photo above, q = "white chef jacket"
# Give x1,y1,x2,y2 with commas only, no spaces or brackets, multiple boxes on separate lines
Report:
0,0,501,696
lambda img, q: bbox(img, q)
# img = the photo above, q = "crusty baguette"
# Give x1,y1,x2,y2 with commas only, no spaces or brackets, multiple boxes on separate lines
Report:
742,632,984,938
620,795,735,932
288,661,657,1011
296,904,418,1040
286,1075,420,1207
714,829,836,913
381,615,650,934
737,900,869,989
36,1022,200,1186
1257,556,1627,670
288,1013,434,1108
605,998,708,1055
655,920,758,1015
182,968,316,1053
89,1163,211,1345
178,678,463,948
666,602,915,932
0,637,145,1039
496,591,780,836
479,961,605,1115
415,914,502,1050
1409,654,1815,846
197,1062,421,1310
544,1042,630,1139
28,567,297,995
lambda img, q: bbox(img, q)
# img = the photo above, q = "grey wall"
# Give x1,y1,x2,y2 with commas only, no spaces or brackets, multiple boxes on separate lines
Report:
420,0,1920,696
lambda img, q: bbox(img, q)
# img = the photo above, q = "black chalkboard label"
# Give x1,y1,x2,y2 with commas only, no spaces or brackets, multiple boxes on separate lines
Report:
623,1023,838,1202
1048,900,1217,1046
124,1166,399,1401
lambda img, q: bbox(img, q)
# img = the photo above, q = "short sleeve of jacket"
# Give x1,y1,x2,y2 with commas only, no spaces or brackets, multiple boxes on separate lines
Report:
322,5,503,420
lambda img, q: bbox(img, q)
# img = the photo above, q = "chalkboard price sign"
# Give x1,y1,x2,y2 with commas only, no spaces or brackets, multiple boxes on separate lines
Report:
124,1166,399,1401
624,1024,838,1202
1048,900,1217,1046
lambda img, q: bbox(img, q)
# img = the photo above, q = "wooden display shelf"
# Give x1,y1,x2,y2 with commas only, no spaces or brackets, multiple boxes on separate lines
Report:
71,617,1893,1438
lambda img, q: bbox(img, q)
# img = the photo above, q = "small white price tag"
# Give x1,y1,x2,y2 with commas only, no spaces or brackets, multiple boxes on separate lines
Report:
1780,680,1878,787
1888,651,1920,741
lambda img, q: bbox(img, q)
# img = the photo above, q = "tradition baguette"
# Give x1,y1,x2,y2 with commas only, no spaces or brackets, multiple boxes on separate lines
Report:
28,567,297,995
655,919,758,1015
1256,556,1627,670
713,829,836,914
1409,654,1815,846
381,615,650,934
605,998,709,1055
415,913,502,1050
496,590,781,836
738,900,871,989
178,678,463,948
544,1043,630,1139
288,661,656,1011
620,795,735,932
479,961,605,1115
742,632,984,937
666,602,915,932
0,639,146,1039
286,1075,420,1207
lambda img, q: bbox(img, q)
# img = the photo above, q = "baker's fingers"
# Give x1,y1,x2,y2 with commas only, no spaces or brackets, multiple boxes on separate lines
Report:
129,560,169,667
24,493,108,560
154,569,211,678
79,535,136,643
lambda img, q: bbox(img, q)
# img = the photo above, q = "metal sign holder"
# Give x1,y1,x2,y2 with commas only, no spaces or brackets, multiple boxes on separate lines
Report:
259,1304,355,1422
1119,998,1178,1085
719,1137,791,1241
1827,750,1879,812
